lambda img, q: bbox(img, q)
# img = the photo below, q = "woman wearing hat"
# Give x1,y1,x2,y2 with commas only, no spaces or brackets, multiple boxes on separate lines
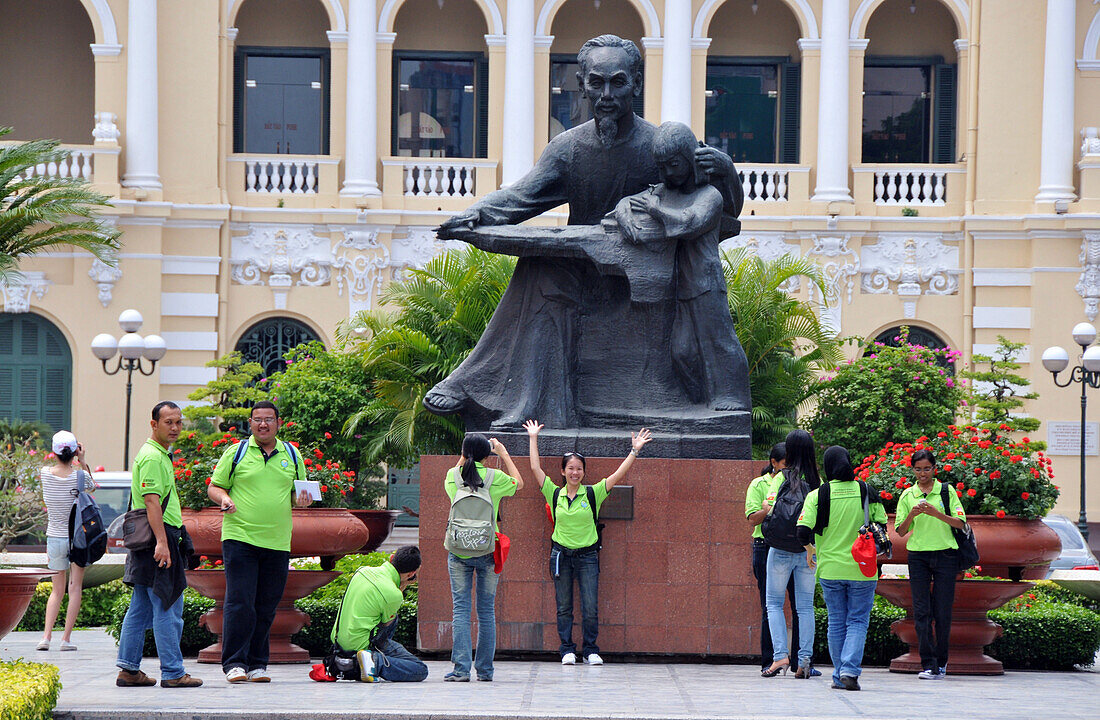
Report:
37,430,96,652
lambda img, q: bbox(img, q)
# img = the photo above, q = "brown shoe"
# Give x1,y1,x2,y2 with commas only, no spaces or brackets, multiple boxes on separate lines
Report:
161,673,203,688
116,669,157,687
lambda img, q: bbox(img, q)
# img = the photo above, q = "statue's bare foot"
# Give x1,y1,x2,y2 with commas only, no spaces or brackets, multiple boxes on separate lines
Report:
711,397,745,412
423,388,466,415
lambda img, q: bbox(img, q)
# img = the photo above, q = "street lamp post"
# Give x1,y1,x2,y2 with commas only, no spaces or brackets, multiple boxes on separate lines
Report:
1041,322,1100,542
91,310,167,470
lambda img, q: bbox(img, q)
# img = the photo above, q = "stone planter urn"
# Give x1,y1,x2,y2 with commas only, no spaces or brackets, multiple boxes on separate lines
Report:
0,568,55,640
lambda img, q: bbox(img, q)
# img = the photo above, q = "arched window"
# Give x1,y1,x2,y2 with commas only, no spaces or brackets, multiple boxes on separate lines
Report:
0,313,72,431
869,325,954,371
234,317,321,377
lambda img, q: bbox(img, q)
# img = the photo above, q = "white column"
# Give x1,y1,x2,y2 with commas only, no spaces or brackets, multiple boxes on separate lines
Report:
341,0,382,197
121,0,161,189
660,0,692,125
811,0,852,203
501,0,535,186
1035,0,1077,202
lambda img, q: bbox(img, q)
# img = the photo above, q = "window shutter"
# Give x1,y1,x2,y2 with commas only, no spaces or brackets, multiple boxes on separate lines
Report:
21,317,39,356
0,367,13,421
43,368,69,431
778,62,801,164
18,367,41,423
933,63,957,164
0,317,13,356
476,57,489,159
233,50,244,153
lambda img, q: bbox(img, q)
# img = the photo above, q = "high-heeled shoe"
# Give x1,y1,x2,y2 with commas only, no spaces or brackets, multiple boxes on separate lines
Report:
794,664,811,679
761,659,789,677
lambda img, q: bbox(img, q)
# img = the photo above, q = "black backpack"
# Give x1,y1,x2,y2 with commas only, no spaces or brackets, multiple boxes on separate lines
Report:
68,471,107,567
761,469,809,553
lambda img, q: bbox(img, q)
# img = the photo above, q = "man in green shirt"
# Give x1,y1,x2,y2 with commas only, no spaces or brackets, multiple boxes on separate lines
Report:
331,546,427,682
207,401,311,683
115,401,203,689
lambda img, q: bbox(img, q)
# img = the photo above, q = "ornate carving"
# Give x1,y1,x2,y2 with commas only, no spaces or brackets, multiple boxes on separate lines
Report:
388,226,463,279
721,233,802,291
1,271,50,313
860,233,960,296
93,112,120,143
1076,231,1100,321
88,254,123,308
230,224,332,287
1082,127,1100,161
333,228,390,315
807,235,860,331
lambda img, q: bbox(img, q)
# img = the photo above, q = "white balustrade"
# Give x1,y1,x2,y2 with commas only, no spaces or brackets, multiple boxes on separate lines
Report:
873,168,948,206
5,145,95,182
738,166,789,202
402,160,478,198
239,156,321,194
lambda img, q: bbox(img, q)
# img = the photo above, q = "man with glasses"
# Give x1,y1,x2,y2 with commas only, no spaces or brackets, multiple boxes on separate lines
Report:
208,401,311,683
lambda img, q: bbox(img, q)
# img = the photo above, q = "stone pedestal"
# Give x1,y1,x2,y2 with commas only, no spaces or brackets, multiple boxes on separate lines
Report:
417,455,760,656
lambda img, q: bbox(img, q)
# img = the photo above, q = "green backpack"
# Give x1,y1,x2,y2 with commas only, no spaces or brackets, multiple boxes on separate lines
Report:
444,468,496,557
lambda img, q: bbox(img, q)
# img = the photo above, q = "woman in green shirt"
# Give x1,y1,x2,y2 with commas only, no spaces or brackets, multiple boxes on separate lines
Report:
894,449,967,680
524,420,651,666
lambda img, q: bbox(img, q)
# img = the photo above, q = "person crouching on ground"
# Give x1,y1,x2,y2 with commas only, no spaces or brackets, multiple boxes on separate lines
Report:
797,446,887,691
444,434,523,682
330,546,427,682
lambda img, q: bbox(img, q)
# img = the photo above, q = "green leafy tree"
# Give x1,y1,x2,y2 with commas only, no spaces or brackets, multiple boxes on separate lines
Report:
723,248,843,455
961,335,1044,449
0,128,120,279
342,247,515,468
183,352,268,433
806,327,965,458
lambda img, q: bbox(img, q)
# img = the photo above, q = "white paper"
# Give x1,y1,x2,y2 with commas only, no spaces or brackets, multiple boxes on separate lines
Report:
294,479,322,501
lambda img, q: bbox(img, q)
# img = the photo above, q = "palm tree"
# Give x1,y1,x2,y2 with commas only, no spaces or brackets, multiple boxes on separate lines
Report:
0,128,120,279
340,247,515,468
723,247,843,455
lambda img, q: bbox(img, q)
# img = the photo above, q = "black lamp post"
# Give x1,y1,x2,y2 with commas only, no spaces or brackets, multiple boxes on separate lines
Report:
1042,322,1100,542
91,310,166,470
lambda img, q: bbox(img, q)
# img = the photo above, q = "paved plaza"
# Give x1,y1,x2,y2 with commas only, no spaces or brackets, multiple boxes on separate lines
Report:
3,630,1097,720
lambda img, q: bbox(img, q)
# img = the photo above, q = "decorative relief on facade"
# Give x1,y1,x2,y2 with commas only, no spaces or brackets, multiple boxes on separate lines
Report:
1076,231,1100,321
860,233,960,320
92,112,120,143
388,226,463,279
1,271,50,313
1082,127,1100,161
230,224,333,309
88,254,123,308
721,233,803,291
806,234,859,332
333,228,390,315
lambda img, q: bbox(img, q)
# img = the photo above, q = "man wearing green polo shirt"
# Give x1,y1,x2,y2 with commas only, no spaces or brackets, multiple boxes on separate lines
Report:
116,401,202,689
208,401,310,683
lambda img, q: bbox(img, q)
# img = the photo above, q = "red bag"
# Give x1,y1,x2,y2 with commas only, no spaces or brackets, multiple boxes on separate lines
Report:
309,663,336,682
493,531,511,574
851,530,878,578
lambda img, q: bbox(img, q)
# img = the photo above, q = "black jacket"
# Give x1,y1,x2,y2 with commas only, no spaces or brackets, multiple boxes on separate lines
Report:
123,523,198,609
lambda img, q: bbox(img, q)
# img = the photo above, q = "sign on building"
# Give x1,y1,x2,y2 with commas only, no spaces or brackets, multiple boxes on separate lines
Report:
1046,421,1100,456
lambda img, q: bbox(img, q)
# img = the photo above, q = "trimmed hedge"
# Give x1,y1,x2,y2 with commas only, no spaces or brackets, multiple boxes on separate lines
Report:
988,600,1100,670
16,579,129,632
813,595,907,667
105,588,217,658
0,660,61,720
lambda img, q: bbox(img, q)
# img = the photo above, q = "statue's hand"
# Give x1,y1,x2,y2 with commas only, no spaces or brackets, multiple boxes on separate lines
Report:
694,144,733,179
436,208,481,233
629,194,659,217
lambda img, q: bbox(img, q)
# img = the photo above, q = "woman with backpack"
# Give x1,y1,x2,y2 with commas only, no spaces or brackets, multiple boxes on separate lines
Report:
37,431,96,652
893,449,967,680
523,420,652,666
443,433,523,682
761,429,820,678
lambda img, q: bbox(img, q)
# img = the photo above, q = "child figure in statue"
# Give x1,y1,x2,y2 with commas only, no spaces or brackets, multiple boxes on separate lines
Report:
614,121,746,411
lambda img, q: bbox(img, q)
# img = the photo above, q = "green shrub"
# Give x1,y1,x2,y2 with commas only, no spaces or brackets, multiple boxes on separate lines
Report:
294,552,390,602
105,588,216,657
1028,579,1100,613
16,579,129,631
987,600,1100,669
814,595,907,666
0,660,61,720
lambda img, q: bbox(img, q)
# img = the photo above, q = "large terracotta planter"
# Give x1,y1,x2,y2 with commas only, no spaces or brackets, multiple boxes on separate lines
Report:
876,578,1032,675
186,568,340,663
348,509,402,554
0,568,56,639
183,507,369,560
887,514,1061,580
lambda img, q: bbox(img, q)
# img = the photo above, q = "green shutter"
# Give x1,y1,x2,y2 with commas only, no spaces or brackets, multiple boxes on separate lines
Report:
933,63,957,164
0,314,71,431
476,57,489,159
0,367,13,421
778,62,801,164
43,368,70,431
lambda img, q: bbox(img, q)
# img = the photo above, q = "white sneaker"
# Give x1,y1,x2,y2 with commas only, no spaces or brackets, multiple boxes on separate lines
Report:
225,667,248,683
917,668,938,680
246,668,271,683
585,653,604,665
356,650,383,682
561,652,577,666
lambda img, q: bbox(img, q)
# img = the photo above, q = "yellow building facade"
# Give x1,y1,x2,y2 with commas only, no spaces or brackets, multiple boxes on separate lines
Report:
1,0,1099,536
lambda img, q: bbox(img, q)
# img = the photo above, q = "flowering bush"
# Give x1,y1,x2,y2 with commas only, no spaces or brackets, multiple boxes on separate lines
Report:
0,437,47,552
855,424,1058,519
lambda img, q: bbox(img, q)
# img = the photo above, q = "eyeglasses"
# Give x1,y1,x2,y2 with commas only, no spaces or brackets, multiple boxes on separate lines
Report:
251,417,277,426
563,452,586,462
912,465,935,472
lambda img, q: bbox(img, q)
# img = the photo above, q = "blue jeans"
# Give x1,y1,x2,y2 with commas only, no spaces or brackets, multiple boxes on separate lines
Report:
752,539,799,667
222,539,290,673
116,584,186,680
448,552,500,678
550,545,599,658
369,618,428,682
819,578,877,683
765,547,815,666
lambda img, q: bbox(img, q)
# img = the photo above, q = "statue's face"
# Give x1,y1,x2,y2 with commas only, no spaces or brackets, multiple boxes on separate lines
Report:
655,150,693,189
577,46,640,122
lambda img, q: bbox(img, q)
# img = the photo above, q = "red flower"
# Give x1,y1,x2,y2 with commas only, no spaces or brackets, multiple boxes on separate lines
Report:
880,491,893,500
185,469,192,477
320,484,329,493
895,480,905,489
964,571,973,578
963,453,972,459
956,482,965,490
199,555,208,562
188,433,196,439
1021,492,1030,500
937,432,947,438
196,443,203,450
174,449,182,454
943,464,953,472
324,432,333,439
291,441,300,448
348,485,354,491
285,421,295,427
974,468,983,475
232,438,241,444
304,458,313,467
205,477,212,485
989,470,1001,480
996,510,1006,518
214,559,223,566
967,488,977,497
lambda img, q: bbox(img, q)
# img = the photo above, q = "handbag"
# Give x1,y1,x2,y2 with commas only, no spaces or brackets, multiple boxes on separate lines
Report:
121,488,173,551
940,484,980,568
860,486,893,558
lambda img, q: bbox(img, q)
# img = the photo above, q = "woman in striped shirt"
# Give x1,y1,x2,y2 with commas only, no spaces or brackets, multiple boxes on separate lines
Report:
37,430,96,652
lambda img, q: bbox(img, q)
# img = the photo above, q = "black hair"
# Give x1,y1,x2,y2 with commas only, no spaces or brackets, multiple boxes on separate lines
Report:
391,545,421,574
151,401,180,422
783,429,821,491
56,447,77,464
761,442,786,477
460,434,491,489
251,400,280,419
577,34,643,77
561,451,587,480
911,449,936,466
823,445,855,483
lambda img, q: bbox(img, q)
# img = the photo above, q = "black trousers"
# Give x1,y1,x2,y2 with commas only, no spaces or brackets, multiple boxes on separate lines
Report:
752,539,799,667
222,538,290,672
908,549,959,671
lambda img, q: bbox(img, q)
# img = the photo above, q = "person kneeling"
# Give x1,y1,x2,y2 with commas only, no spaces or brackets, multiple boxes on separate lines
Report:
322,546,427,682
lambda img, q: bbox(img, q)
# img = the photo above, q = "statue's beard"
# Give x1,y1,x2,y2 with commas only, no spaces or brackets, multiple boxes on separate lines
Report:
596,116,619,147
